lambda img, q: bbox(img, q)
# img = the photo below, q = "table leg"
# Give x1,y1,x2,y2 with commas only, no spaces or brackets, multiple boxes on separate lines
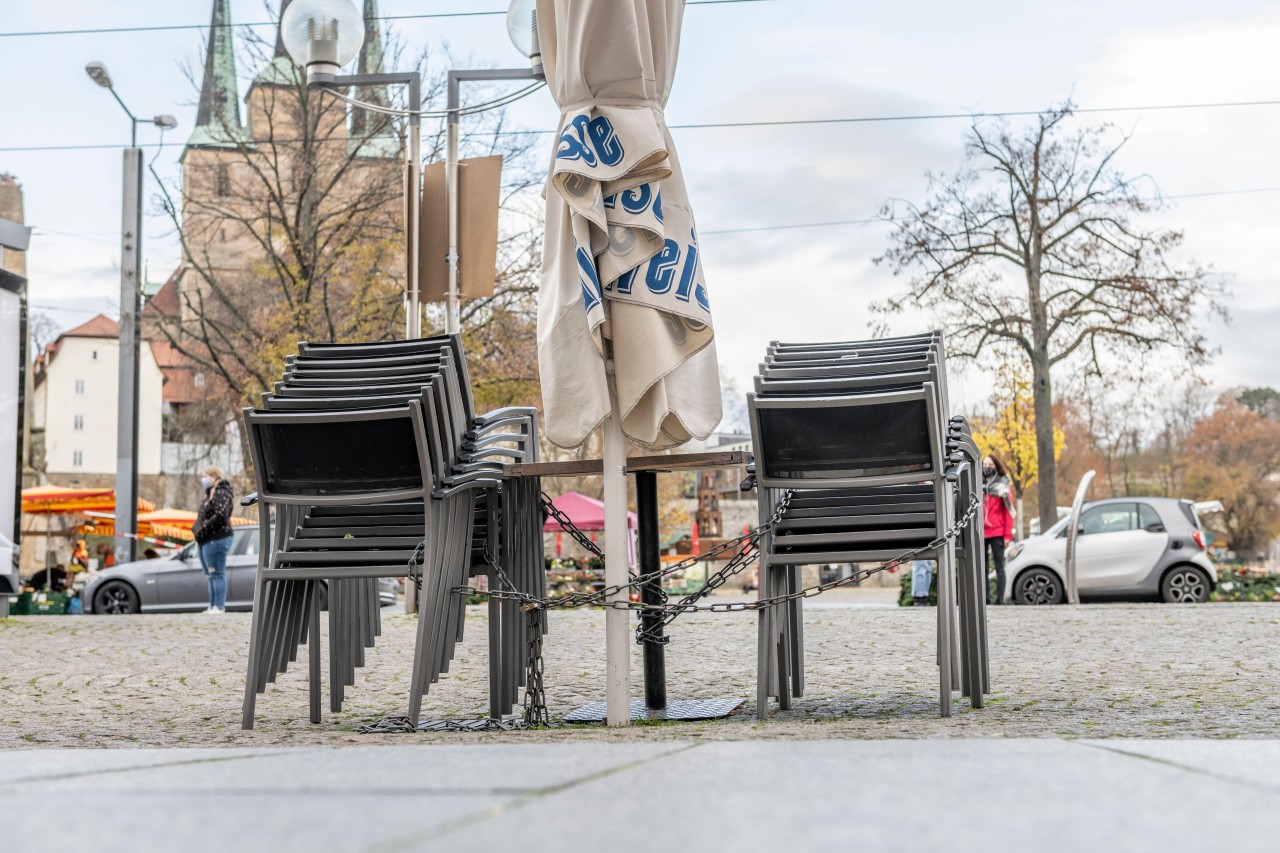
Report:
636,470,667,711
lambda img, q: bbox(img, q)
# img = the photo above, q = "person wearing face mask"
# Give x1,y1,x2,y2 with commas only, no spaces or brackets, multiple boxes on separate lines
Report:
981,453,1017,604
191,466,235,614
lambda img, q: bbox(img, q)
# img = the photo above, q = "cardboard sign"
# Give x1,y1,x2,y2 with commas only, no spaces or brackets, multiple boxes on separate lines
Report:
419,155,503,301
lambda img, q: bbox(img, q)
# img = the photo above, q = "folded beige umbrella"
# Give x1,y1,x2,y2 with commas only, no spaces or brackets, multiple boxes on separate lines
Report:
537,0,721,451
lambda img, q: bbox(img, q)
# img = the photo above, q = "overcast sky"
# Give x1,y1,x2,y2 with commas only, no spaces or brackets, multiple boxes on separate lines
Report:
2,0,1276,414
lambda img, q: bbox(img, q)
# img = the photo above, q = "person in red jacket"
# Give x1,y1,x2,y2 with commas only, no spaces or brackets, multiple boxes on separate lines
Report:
982,453,1017,604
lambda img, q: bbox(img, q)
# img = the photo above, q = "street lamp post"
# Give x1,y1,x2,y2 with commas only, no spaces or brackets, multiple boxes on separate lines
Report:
84,61,177,566
282,0,544,338
281,1,424,339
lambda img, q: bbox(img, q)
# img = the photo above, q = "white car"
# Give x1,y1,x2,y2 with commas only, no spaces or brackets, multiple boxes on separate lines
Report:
1004,497,1219,604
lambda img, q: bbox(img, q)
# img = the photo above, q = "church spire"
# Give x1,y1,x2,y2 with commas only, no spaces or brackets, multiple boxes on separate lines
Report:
350,0,390,138
187,0,245,149
272,0,293,58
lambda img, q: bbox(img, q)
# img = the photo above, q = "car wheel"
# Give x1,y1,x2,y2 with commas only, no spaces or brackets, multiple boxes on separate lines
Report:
93,581,140,615
1161,566,1210,604
1013,568,1064,605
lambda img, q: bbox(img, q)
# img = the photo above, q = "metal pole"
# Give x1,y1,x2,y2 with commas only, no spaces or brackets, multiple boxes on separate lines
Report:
405,75,422,340
115,148,143,565
636,471,667,710
445,73,461,336
603,359,630,726
444,68,539,337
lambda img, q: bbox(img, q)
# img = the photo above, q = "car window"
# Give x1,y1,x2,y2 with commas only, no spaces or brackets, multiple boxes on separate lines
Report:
1178,501,1200,529
1138,503,1163,531
1079,503,1137,535
231,528,259,557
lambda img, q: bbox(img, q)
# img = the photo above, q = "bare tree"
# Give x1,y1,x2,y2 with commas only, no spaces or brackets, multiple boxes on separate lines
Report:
876,104,1225,530
154,26,545,421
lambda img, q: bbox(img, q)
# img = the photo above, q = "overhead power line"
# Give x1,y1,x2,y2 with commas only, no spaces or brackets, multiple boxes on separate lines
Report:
4,97,1279,154
702,187,1280,236
0,0,774,38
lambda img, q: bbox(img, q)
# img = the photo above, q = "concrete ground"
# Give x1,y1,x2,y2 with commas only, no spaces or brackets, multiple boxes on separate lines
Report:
3,598,1278,850
5,739,1279,852
2,596,1278,746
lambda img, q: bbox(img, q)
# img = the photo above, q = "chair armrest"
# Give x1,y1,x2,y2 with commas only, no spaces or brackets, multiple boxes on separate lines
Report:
433,472,503,499
472,406,536,428
464,431,528,451
460,447,526,463
241,492,259,507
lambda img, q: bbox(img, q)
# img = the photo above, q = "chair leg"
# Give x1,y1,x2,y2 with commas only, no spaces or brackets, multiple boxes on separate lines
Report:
308,579,322,724
241,573,269,730
755,555,772,720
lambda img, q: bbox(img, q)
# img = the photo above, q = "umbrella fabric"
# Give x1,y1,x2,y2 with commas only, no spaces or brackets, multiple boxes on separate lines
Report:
21,485,156,515
536,0,721,450
542,492,637,532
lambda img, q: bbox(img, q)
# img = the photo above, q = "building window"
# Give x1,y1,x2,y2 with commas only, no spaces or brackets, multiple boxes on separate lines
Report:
73,414,84,431
215,163,231,197
91,350,99,361
72,451,84,468
74,379,85,395
194,372,205,387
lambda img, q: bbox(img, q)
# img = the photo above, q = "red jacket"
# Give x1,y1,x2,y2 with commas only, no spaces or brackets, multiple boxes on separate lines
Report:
984,492,1015,541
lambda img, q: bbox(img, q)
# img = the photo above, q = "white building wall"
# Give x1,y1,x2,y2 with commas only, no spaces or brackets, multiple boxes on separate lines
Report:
42,337,164,477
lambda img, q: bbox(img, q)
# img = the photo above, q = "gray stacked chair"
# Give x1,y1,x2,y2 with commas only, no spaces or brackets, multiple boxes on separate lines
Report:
239,335,543,729
746,331,988,719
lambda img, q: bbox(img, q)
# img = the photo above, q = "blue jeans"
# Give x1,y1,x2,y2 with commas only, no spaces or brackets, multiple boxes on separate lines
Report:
911,560,934,598
199,536,232,609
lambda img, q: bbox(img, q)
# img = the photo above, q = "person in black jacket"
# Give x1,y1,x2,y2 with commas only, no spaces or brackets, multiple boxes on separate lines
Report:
192,466,235,614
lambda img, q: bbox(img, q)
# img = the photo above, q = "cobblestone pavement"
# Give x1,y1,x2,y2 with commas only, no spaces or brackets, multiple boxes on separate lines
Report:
2,599,1277,748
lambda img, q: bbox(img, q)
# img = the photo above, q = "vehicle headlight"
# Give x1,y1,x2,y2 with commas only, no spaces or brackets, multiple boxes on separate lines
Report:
1005,542,1024,561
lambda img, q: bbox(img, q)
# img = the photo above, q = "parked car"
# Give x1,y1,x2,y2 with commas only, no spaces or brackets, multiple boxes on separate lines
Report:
1004,498,1219,605
82,526,397,613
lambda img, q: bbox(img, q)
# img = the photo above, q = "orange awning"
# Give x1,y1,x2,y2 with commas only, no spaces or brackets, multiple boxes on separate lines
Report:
80,508,251,543
21,485,156,515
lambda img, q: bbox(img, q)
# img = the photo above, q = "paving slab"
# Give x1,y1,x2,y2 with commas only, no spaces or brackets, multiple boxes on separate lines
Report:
5,740,1279,853
433,739,1280,853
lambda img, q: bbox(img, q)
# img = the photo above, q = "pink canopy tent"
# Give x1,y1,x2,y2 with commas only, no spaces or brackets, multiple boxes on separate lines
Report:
542,492,637,532
543,492,637,567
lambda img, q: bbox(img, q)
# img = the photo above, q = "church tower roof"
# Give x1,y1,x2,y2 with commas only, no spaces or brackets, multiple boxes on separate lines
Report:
185,0,247,152
350,0,400,159
250,0,304,90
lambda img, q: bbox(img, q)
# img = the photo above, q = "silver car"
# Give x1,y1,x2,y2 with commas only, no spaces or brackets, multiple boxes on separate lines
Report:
82,527,397,613
1004,497,1218,605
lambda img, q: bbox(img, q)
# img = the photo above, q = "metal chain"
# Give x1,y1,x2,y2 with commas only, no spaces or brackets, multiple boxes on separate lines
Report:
470,491,980,616
356,716,533,733
541,490,604,558
522,607,549,727
634,490,793,644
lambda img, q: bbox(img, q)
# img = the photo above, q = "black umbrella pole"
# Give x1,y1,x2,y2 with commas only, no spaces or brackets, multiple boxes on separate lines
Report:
636,471,667,710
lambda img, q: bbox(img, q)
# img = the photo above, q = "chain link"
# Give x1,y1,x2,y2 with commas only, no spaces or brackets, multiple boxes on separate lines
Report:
469,491,980,616
542,490,604,558
522,607,549,727
356,716,533,733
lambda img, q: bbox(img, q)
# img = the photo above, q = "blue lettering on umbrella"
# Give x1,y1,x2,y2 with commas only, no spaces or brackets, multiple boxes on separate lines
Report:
645,240,680,295
577,245,602,313
588,116,624,166
557,115,625,168
616,267,638,296
653,191,664,223
558,115,597,166
675,242,699,303
620,184,652,214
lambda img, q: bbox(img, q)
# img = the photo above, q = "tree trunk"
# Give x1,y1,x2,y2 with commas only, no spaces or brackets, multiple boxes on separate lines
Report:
1031,349,1058,533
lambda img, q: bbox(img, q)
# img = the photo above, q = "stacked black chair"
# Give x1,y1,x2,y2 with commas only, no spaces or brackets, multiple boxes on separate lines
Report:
239,335,543,729
746,332,989,718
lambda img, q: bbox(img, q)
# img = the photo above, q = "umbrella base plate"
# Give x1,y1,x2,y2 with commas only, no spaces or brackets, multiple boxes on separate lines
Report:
564,697,745,723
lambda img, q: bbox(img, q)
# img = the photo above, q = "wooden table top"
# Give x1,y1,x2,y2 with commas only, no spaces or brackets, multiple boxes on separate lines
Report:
502,450,751,478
